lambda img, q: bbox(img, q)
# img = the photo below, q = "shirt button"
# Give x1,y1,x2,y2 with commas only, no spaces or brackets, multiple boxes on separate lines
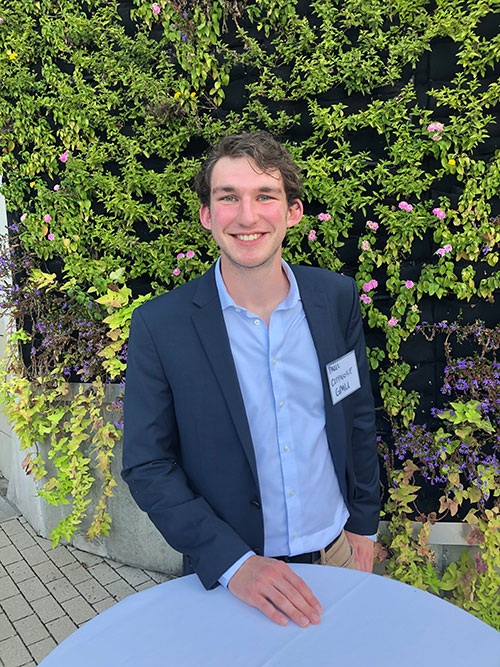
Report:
289,489,295,496
293,532,298,539
272,359,277,365
284,446,290,452
278,401,284,408
254,319,260,326
235,307,241,313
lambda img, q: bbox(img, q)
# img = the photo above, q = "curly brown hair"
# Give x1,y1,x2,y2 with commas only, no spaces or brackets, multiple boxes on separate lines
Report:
194,132,303,206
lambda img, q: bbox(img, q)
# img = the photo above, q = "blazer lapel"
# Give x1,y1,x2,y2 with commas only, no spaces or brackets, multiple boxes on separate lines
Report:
291,267,348,487
191,266,259,487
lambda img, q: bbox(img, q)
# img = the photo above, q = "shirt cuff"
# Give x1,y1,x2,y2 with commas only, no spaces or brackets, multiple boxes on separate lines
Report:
364,534,377,542
218,551,255,588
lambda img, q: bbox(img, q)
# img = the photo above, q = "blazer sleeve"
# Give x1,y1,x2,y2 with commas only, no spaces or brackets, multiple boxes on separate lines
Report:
343,278,380,535
121,307,254,589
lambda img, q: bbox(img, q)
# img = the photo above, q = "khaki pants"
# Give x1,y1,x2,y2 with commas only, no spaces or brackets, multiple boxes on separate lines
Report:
318,529,355,569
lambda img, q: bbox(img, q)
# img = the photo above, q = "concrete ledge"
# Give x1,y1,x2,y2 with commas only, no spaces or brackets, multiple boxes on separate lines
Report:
6,384,182,577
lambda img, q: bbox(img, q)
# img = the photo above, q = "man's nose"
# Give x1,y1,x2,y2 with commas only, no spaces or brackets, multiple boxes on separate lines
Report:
239,198,259,225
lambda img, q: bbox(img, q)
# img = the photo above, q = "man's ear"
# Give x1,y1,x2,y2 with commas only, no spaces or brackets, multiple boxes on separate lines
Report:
286,199,304,228
200,204,211,230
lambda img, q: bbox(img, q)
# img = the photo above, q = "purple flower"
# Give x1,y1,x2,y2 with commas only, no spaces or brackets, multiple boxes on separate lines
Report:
360,294,371,304
44,214,51,223
152,3,161,15
177,252,185,259
59,151,69,163
47,233,55,241
186,250,195,259
172,268,180,276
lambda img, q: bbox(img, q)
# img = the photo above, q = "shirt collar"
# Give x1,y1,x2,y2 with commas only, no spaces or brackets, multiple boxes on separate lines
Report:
215,258,300,313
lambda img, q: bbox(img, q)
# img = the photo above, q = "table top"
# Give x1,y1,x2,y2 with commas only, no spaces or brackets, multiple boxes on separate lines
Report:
40,564,500,667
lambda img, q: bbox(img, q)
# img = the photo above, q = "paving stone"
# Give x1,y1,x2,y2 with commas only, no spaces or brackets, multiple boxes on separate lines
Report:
0,530,11,549
92,597,116,614
28,635,57,663
19,544,48,567
34,536,53,552
105,579,135,601
31,596,64,624
22,522,36,538
75,578,108,604
13,613,49,645
0,575,18,601
0,544,22,566
32,560,61,584
0,612,15,641
46,615,77,643
61,596,96,625
1,594,32,622
0,562,7,578
59,561,92,585
143,569,173,584
0,635,32,667
114,565,150,587
5,560,34,584
134,580,156,592
47,546,76,568
88,562,120,586
45,578,78,603
17,577,48,602
9,531,36,552
70,549,104,568
1,519,25,537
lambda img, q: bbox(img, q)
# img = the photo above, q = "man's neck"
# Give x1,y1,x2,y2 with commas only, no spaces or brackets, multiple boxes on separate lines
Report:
219,255,289,326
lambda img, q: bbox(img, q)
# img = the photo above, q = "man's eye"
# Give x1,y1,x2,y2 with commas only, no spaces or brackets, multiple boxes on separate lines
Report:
222,195,236,201
258,195,272,201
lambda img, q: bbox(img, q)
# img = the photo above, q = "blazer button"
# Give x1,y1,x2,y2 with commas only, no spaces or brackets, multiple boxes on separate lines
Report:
250,498,261,509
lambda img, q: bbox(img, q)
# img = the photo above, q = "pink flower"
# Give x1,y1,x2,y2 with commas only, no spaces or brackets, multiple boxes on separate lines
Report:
432,207,445,219
404,280,414,289
436,248,446,257
432,134,442,141
44,214,51,223
360,294,372,304
59,151,69,163
427,122,444,133
369,279,378,289
176,252,185,259
20,213,27,222
47,233,55,241
388,317,398,327
308,229,316,241
186,250,195,259
361,240,370,251
152,3,161,14
53,184,60,191
172,268,180,276
443,244,452,253
366,221,379,231
0,18,4,23
362,282,371,292
317,212,331,222
398,201,413,212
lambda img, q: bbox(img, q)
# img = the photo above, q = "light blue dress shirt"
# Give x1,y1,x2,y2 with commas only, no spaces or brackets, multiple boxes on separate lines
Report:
215,260,349,587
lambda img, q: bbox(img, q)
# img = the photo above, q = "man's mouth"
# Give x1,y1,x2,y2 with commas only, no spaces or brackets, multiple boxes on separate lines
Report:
234,233,264,241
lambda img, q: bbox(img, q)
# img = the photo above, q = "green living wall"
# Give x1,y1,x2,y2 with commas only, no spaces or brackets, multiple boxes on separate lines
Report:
0,0,499,628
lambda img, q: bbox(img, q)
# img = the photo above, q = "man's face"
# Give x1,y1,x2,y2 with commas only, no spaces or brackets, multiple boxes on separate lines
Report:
200,156,303,272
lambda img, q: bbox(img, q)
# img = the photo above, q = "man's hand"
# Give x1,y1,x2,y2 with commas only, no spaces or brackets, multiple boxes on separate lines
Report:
228,555,322,627
344,531,374,572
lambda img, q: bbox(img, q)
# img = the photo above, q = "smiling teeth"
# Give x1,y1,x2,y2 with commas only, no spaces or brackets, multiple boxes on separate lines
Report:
236,233,262,241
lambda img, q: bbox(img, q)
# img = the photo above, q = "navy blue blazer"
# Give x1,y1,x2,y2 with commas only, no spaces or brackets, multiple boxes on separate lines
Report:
122,264,380,589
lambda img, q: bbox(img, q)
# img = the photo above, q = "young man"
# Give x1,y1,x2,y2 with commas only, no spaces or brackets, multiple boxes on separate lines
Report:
122,132,380,628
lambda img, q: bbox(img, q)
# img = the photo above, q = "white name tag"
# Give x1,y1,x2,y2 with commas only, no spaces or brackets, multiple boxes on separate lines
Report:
326,350,361,405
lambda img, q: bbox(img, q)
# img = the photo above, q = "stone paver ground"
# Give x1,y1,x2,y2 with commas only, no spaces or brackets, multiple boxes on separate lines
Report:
0,501,175,666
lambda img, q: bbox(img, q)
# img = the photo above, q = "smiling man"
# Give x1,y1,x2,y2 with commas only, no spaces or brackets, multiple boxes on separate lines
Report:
122,132,380,628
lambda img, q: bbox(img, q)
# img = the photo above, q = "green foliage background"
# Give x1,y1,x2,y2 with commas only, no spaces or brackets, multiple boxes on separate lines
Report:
0,0,499,627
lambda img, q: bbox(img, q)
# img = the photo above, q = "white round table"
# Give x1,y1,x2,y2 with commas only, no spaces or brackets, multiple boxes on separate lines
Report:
40,564,500,666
